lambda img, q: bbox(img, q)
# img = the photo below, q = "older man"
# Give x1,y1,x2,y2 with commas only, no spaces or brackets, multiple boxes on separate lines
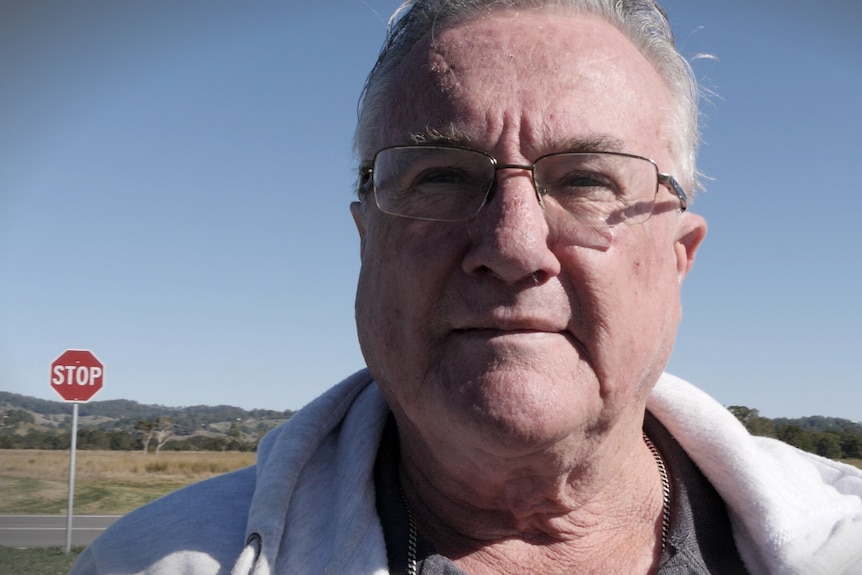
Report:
72,1,862,574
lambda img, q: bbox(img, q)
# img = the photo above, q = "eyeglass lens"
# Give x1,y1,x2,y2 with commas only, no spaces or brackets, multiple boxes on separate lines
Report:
372,146,661,226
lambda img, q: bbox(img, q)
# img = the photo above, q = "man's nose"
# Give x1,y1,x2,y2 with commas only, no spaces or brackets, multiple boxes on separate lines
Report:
462,169,561,285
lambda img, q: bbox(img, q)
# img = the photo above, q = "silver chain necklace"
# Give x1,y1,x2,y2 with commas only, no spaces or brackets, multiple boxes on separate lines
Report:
402,432,670,575
642,431,672,551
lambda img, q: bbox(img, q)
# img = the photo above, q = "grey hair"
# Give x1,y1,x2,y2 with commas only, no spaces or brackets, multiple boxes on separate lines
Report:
355,0,702,195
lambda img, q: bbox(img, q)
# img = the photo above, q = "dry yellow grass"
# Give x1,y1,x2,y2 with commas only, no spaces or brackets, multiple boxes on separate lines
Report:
0,449,256,514
1,449,255,481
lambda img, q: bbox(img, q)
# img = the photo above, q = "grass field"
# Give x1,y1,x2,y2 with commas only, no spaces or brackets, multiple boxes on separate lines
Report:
0,545,83,575
0,449,255,515
1,449,255,574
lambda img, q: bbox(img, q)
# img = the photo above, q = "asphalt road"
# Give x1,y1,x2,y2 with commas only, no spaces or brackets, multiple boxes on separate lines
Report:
0,514,121,547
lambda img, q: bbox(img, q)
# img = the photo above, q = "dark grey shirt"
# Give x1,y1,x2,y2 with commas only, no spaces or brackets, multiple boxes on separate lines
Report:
374,413,748,574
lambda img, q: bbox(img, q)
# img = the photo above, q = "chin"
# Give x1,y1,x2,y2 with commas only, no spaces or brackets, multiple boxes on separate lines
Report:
433,368,604,452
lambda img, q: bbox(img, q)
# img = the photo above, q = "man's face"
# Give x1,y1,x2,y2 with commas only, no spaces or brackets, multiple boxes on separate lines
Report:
351,9,706,454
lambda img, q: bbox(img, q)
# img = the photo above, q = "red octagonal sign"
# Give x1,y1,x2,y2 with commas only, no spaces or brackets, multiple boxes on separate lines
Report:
51,349,104,402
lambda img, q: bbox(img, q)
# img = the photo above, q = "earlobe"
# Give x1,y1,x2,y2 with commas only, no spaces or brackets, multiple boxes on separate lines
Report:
350,201,367,257
674,213,707,283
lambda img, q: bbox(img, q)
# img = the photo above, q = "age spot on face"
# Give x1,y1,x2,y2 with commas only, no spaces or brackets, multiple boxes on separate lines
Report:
429,51,461,96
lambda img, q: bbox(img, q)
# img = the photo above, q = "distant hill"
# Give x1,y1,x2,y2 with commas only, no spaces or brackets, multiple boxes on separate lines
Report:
0,391,295,451
772,415,862,435
728,405,862,461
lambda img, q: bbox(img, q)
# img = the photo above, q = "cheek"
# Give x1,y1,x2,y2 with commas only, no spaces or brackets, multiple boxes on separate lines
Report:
356,221,410,334
362,219,465,299
635,251,682,309
560,228,681,369
620,231,684,358
624,222,680,286
355,217,467,368
624,250,682,334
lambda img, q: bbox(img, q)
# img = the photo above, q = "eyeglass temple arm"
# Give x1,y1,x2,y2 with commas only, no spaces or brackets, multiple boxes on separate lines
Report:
657,173,688,212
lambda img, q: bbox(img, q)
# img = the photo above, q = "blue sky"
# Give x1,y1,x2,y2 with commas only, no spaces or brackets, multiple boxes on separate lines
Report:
1,1,860,421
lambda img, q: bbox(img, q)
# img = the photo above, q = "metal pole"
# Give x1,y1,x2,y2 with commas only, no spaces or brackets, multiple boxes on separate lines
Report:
65,402,78,553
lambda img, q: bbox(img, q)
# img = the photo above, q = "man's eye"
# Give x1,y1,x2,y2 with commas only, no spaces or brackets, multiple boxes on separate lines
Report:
543,172,618,198
413,168,472,186
558,172,615,190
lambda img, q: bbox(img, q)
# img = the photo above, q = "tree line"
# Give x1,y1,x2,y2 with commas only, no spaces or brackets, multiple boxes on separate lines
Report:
728,406,862,460
0,412,261,452
0,404,285,452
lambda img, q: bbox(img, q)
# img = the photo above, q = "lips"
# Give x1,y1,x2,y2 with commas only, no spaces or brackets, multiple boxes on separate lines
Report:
453,328,565,342
441,284,579,343
451,314,569,335
445,306,590,359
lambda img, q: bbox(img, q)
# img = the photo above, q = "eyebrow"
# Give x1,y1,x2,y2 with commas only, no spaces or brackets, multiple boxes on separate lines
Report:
408,126,477,147
554,135,625,154
407,127,626,155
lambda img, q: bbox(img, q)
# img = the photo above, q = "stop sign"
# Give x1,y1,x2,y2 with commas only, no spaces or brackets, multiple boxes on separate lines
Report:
50,349,104,402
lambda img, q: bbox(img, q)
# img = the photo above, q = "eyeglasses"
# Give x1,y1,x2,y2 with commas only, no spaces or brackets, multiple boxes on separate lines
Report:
359,145,687,227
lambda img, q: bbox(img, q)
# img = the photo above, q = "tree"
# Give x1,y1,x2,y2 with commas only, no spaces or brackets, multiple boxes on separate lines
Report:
727,405,775,438
153,416,173,454
228,419,242,440
78,429,110,450
748,416,775,437
776,424,815,453
840,434,862,459
136,417,174,453
136,420,155,453
108,430,137,450
1,408,35,427
728,405,758,425
813,433,842,459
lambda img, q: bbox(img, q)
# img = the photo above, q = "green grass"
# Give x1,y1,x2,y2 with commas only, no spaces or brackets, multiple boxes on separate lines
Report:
0,546,84,575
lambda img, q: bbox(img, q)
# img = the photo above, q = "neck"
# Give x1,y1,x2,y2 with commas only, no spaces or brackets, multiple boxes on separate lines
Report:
396,418,667,574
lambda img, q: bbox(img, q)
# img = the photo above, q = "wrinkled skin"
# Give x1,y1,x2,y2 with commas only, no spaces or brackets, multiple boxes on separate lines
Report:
351,7,707,573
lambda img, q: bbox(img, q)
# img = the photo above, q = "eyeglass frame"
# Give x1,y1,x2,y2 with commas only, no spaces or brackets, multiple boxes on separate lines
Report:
358,145,688,225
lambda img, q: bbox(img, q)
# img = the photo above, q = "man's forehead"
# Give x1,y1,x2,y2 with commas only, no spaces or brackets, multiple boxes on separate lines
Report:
435,9,601,45
419,7,633,69
377,6,673,163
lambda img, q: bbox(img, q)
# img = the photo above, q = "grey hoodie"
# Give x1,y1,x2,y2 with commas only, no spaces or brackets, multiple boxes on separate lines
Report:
70,370,862,575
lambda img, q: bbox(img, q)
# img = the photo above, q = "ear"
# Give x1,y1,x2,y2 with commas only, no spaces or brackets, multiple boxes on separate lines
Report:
673,212,707,283
350,201,367,258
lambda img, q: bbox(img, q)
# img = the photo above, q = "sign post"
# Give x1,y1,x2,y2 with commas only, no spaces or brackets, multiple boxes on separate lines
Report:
50,349,104,552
